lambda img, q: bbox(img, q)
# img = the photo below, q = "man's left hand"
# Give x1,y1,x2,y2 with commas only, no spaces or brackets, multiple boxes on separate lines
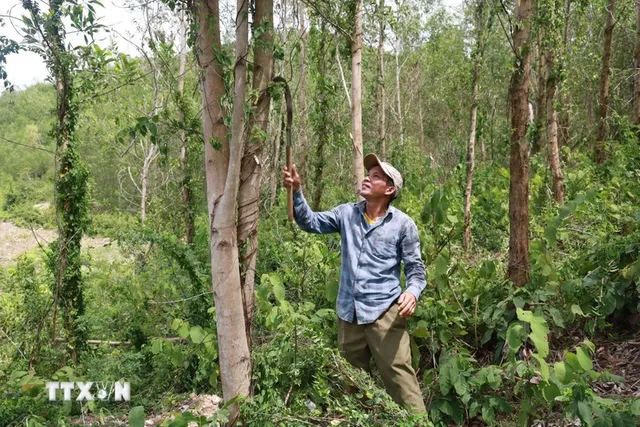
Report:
397,292,417,318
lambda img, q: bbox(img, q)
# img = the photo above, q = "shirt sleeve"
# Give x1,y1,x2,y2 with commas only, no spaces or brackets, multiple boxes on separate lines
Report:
293,190,343,234
401,219,427,300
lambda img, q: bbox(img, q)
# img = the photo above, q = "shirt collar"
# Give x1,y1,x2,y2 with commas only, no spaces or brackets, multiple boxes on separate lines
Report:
356,200,395,220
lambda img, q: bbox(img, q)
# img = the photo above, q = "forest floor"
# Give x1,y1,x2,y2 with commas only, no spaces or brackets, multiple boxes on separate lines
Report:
0,221,116,267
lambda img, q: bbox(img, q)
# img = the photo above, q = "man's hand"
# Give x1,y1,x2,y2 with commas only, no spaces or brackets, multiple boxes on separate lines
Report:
283,164,301,192
397,292,417,318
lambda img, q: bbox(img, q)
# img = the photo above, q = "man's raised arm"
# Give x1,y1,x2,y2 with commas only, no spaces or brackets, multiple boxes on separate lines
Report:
283,164,343,234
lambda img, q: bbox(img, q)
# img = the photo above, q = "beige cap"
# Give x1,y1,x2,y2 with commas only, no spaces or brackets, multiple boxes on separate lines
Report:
363,153,403,199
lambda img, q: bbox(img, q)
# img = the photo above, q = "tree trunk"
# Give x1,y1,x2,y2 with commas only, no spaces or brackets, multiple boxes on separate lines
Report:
558,0,571,148
507,0,533,287
25,0,91,365
195,0,251,419
297,2,309,181
312,25,328,211
418,89,425,154
595,0,615,164
545,50,564,204
270,109,283,208
238,0,274,356
394,47,404,147
633,0,640,126
178,10,194,244
463,0,484,252
351,0,365,200
140,142,157,226
376,0,387,160
533,31,546,155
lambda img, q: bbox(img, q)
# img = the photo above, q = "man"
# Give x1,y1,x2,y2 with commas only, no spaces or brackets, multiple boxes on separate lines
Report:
282,153,427,413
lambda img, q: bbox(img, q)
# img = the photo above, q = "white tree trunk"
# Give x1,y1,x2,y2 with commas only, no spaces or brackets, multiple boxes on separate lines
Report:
196,0,251,420
394,47,404,146
546,50,564,204
351,0,365,200
376,0,387,160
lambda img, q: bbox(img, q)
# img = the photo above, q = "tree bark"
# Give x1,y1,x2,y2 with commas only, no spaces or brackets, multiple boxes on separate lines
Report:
297,2,309,181
376,0,387,160
178,10,194,244
351,0,365,200
545,50,564,204
633,0,640,126
312,25,328,211
270,109,283,208
595,0,615,164
558,0,571,147
463,0,484,252
195,0,251,419
507,0,533,287
533,31,546,155
394,47,404,147
237,0,274,357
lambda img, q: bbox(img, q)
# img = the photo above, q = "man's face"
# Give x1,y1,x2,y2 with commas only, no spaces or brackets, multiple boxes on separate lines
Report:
360,165,395,200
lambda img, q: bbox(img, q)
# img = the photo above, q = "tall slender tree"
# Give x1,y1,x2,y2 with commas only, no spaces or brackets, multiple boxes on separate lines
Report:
463,0,485,252
507,0,534,286
194,0,251,420
595,0,615,164
376,0,387,160
633,0,640,126
237,0,274,352
351,0,365,199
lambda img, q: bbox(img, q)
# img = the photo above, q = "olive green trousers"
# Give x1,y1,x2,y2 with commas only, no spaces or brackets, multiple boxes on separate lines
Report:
337,303,426,413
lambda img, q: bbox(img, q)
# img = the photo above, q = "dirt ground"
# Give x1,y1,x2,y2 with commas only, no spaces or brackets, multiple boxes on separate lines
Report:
0,221,113,267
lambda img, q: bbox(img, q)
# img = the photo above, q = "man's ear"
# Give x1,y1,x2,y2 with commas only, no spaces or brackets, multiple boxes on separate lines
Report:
384,186,395,197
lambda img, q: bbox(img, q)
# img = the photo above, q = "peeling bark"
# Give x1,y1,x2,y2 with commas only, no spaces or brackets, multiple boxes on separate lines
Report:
508,0,533,287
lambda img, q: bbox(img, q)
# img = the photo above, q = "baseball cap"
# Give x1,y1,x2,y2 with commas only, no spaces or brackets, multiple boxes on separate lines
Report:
363,153,403,199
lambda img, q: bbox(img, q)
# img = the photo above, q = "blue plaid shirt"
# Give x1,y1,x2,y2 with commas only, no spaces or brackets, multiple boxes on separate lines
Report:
293,190,427,325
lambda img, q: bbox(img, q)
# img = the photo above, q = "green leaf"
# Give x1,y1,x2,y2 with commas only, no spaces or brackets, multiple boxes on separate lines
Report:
506,323,525,349
151,339,162,354
576,347,593,371
541,381,560,403
178,321,190,339
270,274,285,302
554,361,574,384
413,326,429,338
325,281,338,303
571,304,586,317
565,352,582,372
129,406,145,427
482,403,495,424
629,399,640,415
532,354,550,380
513,296,525,309
439,329,452,344
453,378,469,396
190,326,205,344
516,308,533,323
578,401,594,426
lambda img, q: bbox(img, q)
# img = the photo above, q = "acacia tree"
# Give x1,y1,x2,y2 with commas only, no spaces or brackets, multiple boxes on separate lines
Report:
595,0,615,164
194,0,251,419
463,0,486,252
633,0,640,126
507,0,534,286
351,0,365,199
539,0,564,204
238,0,274,350
376,0,387,160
